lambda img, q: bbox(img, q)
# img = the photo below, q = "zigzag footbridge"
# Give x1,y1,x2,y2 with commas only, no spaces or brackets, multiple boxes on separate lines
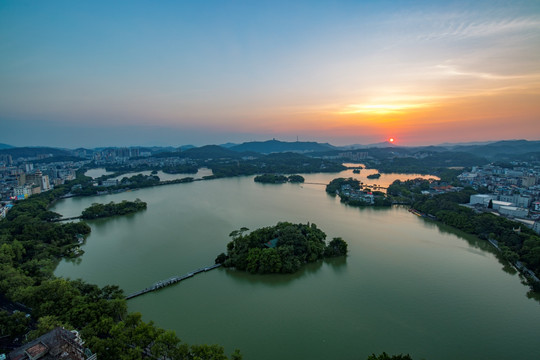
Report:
126,263,221,300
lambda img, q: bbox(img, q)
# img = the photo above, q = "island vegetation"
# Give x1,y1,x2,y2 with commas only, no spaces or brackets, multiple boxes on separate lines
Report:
254,174,305,184
366,173,381,179
215,222,347,274
81,199,147,220
326,178,391,207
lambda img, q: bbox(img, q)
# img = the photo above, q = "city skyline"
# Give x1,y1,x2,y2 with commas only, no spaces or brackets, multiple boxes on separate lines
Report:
1,0,540,148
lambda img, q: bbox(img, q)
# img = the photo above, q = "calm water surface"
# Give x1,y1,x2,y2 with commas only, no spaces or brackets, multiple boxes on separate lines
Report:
53,170,540,360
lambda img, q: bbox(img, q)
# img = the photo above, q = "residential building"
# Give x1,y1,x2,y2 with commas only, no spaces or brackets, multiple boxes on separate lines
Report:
8,327,97,360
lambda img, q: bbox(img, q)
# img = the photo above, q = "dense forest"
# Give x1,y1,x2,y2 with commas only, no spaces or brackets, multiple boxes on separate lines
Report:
216,222,348,274
81,199,147,220
0,182,242,359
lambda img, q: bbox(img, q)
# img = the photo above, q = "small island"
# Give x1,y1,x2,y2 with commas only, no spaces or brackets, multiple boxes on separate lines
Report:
326,178,391,206
254,174,305,184
215,222,347,274
367,173,381,179
81,199,147,219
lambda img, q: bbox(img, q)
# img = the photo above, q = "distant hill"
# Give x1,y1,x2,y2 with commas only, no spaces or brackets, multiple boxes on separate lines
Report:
179,145,245,159
448,140,540,159
0,143,14,149
230,139,335,154
219,142,239,148
0,147,71,158
437,140,496,147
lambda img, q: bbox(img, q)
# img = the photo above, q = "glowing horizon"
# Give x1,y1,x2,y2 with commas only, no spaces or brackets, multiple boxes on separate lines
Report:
0,1,539,148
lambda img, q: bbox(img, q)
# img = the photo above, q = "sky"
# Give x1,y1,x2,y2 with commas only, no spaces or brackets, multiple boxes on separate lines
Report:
1,0,539,148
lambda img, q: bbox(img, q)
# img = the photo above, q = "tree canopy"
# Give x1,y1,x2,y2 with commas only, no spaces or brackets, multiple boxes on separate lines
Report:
81,199,147,220
216,222,347,274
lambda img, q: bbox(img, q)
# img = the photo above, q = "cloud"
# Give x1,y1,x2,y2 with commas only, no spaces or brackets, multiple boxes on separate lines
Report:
419,16,540,41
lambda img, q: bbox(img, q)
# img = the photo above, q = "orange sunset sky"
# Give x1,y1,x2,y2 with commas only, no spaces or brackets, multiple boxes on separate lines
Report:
1,1,539,147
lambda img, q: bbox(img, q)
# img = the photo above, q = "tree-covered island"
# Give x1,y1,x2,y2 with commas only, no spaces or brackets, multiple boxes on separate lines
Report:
326,178,391,207
254,174,305,184
215,222,347,274
81,199,147,220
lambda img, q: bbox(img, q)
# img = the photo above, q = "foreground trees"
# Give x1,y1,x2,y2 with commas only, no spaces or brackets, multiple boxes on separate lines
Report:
366,353,414,360
216,222,347,274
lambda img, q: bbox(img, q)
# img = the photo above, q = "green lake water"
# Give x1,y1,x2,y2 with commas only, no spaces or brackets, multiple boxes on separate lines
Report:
53,169,540,360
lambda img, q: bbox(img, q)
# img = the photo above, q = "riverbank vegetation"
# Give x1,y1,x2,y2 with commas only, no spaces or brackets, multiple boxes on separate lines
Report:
104,162,199,175
72,173,195,197
254,174,305,184
216,222,347,274
81,199,147,220
388,179,540,292
0,182,241,359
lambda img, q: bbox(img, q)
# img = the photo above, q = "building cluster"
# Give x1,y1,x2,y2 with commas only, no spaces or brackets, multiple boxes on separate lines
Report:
0,156,89,217
5,327,96,360
92,149,194,170
460,163,540,233
339,184,375,204
92,147,143,162
459,163,540,218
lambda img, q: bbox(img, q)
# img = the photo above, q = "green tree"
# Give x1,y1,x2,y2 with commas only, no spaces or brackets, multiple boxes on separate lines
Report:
366,352,414,360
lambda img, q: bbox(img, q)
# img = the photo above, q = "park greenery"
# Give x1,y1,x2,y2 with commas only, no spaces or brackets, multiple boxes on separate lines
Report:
326,177,362,194
254,174,305,184
81,199,147,220
0,181,242,359
216,222,348,274
287,174,305,183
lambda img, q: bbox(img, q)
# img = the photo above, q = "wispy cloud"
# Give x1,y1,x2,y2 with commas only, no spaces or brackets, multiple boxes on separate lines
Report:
419,16,540,40
434,64,540,81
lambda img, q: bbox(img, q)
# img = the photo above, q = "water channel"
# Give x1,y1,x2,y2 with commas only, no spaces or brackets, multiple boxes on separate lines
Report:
53,167,540,360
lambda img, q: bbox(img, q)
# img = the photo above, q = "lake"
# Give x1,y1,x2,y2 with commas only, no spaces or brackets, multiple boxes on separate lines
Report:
53,169,540,360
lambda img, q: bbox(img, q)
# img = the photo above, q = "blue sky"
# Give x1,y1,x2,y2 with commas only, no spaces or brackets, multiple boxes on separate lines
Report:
1,0,539,148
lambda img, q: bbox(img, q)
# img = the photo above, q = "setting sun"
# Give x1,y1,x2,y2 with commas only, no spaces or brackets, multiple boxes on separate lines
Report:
389,138,395,143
